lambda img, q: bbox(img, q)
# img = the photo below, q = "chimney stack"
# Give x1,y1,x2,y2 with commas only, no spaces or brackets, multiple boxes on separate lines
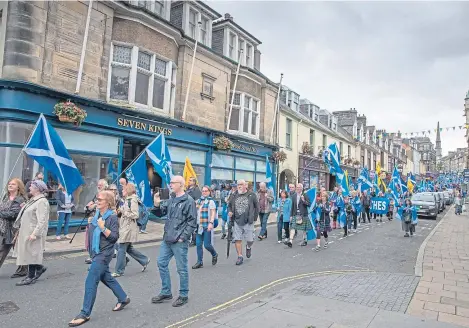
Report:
224,13,233,20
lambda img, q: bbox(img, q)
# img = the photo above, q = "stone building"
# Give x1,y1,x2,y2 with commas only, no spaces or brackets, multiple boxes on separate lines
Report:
465,90,469,169
411,137,436,174
0,0,278,228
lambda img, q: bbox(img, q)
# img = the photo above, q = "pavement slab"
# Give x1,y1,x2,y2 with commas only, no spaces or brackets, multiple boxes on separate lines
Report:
408,208,469,326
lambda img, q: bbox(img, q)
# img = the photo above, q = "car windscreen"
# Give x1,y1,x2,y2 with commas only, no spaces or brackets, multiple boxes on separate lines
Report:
412,195,435,203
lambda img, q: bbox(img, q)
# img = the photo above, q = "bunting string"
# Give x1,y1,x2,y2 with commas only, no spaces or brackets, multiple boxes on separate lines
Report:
352,124,469,141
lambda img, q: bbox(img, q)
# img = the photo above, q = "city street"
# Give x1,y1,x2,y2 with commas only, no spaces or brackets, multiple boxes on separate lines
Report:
0,214,441,328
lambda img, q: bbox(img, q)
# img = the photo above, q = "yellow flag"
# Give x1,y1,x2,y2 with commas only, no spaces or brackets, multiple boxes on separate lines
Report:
407,178,414,193
183,156,197,188
376,162,383,189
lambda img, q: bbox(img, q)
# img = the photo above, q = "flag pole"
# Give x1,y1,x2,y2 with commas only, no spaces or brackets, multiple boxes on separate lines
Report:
1,114,43,200
181,21,202,122
75,0,93,94
226,48,244,132
270,73,284,144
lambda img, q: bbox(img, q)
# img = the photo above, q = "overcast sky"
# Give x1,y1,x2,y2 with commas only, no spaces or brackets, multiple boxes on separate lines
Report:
209,1,469,155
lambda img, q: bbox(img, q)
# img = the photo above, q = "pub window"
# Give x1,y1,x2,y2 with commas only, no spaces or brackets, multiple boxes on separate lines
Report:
109,44,173,113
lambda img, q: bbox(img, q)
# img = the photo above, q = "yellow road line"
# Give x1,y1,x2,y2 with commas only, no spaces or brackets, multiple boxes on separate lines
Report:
165,269,374,328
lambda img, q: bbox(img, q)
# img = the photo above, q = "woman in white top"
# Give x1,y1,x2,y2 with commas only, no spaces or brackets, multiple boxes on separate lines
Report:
55,183,75,240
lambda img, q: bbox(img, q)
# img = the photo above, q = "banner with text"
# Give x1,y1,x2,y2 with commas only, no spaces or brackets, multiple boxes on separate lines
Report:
370,197,390,215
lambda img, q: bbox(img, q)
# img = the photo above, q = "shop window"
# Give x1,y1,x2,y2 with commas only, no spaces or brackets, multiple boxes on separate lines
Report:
212,154,234,168
56,128,119,155
256,160,266,172
236,157,255,171
0,121,34,144
109,44,173,113
168,146,205,165
235,171,254,190
172,163,205,186
0,147,36,193
212,168,233,180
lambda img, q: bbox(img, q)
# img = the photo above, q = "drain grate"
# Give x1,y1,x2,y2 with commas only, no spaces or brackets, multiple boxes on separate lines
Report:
0,301,19,315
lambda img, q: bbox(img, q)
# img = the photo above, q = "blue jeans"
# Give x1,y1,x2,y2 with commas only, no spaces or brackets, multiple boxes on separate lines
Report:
115,242,148,274
140,221,147,231
56,212,71,236
80,260,127,317
157,240,189,297
259,212,270,236
196,228,217,263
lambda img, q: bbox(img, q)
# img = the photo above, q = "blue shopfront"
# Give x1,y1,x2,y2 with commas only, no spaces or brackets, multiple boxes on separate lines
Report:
0,80,276,229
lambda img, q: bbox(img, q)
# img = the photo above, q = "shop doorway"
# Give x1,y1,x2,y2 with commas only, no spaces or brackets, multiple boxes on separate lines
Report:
122,138,169,199
329,174,337,191
280,169,295,191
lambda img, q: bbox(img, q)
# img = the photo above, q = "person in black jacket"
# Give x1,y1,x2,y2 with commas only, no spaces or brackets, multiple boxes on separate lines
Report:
0,178,27,271
186,177,201,247
285,183,311,248
152,176,197,308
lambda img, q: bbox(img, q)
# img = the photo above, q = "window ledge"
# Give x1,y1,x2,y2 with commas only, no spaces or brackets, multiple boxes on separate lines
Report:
200,93,215,102
226,129,260,141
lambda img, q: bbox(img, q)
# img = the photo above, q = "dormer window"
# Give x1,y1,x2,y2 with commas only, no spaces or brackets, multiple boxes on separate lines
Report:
229,32,236,59
246,44,252,66
189,9,197,39
200,16,209,44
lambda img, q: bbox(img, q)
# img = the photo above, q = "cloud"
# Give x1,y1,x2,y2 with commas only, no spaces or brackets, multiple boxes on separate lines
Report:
210,1,469,155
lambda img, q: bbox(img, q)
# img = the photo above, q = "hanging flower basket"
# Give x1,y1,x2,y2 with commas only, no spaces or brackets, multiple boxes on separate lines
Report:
213,135,233,151
271,150,287,163
53,100,87,126
301,142,314,156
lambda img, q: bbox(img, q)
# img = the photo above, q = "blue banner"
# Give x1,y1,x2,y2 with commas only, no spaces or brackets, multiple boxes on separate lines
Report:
370,197,390,214
125,154,153,208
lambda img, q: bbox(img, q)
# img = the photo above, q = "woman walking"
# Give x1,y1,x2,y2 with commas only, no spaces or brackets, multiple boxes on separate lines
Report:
402,198,414,237
14,180,49,286
192,186,218,269
68,190,130,327
277,190,292,243
55,183,75,240
0,178,27,271
112,183,150,277
455,193,463,215
314,192,332,251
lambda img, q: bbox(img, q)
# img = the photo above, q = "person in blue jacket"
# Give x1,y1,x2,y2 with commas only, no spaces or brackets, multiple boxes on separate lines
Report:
277,190,292,243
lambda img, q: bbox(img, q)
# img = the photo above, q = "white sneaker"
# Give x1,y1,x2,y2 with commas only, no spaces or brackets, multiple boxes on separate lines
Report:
277,240,282,244
56,236,61,240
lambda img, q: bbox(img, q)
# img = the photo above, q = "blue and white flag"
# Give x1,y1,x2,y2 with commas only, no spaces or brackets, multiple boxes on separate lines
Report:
107,158,119,182
305,187,317,240
357,168,373,192
327,143,341,174
125,153,152,208
23,114,83,193
146,133,173,186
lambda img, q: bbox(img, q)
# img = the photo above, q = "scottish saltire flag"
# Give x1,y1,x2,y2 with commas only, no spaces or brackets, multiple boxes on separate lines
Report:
358,168,373,192
353,196,362,216
23,114,83,193
395,206,403,220
125,153,152,208
327,143,341,173
389,176,400,205
146,133,173,186
305,188,317,240
400,177,408,194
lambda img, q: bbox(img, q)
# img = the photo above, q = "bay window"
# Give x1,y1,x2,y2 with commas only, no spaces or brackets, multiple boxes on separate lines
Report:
109,44,173,113
228,92,260,138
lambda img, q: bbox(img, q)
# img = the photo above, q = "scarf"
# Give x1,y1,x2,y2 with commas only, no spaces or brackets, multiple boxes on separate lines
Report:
197,196,213,227
91,209,114,255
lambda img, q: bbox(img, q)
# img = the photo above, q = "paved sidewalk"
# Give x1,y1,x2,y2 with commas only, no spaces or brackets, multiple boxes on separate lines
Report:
43,214,277,255
188,272,461,328
407,208,469,327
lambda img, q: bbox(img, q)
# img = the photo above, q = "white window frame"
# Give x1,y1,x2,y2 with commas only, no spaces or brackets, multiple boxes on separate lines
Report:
228,31,237,60
200,15,209,45
227,92,261,139
107,43,174,114
184,4,212,46
132,0,167,19
285,118,292,149
245,43,253,68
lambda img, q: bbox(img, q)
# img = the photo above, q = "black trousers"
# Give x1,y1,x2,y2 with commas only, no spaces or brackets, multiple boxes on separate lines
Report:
316,230,328,239
364,207,371,222
277,216,290,241
352,212,358,230
28,264,44,279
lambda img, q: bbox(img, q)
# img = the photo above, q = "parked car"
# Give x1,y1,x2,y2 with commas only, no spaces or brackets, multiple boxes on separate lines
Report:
443,191,451,205
432,192,444,213
411,193,438,220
